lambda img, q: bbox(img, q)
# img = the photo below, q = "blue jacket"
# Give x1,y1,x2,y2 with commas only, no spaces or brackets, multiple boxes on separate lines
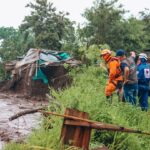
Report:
137,59,150,90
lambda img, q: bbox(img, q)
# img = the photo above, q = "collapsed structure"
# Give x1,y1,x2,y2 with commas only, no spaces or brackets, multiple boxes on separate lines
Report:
2,49,81,98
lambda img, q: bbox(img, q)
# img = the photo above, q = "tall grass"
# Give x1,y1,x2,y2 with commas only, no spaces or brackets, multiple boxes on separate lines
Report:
4,66,150,150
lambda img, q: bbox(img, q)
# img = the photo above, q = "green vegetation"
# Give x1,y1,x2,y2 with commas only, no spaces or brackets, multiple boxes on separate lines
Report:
1,0,150,149
19,0,76,50
77,0,150,51
4,66,150,150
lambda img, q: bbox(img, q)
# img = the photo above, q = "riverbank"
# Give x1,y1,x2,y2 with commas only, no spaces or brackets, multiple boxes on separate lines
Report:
0,92,48,150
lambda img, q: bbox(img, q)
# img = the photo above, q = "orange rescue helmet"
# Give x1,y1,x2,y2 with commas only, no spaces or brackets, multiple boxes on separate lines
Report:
100,49,112,62
100,49,111,56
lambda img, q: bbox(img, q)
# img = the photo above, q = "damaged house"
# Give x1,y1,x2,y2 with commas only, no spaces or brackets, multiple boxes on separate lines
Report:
2,49,81,97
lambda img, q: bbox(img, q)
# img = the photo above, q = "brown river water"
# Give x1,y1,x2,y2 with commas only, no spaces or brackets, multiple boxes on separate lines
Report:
0,92,48,149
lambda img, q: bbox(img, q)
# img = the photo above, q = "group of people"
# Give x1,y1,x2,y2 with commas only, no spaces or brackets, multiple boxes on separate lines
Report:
100,49,150,111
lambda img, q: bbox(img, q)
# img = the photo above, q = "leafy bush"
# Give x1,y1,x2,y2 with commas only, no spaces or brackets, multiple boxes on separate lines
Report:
78,44,110,65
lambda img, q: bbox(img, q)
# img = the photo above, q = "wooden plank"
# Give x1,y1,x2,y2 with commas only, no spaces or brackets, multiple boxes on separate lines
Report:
60,108,73,144
60,108,91,150
82,127,92,150
81,111,91,150
72,110,83,147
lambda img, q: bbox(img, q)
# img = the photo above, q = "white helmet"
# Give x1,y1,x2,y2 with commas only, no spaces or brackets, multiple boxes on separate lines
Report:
139,53,147,60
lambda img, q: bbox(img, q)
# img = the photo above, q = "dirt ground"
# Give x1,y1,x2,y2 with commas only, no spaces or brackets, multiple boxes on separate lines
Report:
0,92,49,149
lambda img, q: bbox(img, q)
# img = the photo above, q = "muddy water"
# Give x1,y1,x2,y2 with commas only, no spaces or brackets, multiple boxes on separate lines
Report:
0,93,48,150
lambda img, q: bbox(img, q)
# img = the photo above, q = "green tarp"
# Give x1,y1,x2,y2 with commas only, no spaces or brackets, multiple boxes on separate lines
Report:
32,67,48,84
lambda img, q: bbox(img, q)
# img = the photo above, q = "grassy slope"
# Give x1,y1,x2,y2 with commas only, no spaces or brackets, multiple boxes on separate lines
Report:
4,66,150,150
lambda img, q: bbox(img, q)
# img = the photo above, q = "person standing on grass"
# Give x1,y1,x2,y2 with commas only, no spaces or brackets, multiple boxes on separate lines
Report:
100,49,123,103
137,53,150,111
116,49,138,105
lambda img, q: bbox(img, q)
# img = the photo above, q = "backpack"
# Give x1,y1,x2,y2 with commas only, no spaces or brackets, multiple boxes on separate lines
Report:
109,57,122,78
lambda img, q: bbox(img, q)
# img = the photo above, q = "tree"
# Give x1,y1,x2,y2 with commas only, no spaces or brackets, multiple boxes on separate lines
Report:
120,17,147,52
139,9,150,48
0,27,17,40
0,27,35,61
77,0,150,53
20,0,76,50
77,0,126,49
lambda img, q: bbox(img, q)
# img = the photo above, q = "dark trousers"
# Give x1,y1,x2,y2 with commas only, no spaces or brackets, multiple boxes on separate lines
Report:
138,88,149,111
123,84,138,105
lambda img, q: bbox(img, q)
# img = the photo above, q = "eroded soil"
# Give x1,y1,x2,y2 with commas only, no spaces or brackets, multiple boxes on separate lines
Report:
0,92,48,149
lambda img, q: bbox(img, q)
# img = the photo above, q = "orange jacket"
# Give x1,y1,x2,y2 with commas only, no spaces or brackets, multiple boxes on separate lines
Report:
107,57,123,82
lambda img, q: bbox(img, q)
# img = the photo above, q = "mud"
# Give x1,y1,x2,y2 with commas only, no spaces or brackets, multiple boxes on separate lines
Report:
0,92,48,150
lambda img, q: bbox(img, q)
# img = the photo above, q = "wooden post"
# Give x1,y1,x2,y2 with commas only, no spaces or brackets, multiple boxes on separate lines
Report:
60,108,92,150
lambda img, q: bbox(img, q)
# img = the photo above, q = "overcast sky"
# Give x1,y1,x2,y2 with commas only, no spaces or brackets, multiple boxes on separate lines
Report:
0,0,150,28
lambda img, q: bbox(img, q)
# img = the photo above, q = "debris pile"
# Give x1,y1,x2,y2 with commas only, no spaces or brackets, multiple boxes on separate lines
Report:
1,49,81,98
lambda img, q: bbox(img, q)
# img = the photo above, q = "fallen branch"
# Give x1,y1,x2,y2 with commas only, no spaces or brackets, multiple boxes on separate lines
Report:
9,107,44,121
39,110,150,136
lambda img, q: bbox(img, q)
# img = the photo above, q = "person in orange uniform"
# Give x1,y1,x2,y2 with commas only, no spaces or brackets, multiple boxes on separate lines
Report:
100,49,123,103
